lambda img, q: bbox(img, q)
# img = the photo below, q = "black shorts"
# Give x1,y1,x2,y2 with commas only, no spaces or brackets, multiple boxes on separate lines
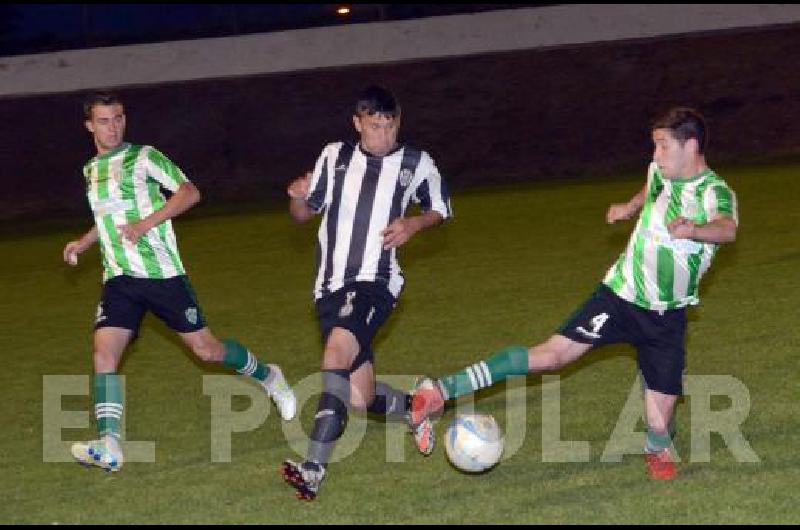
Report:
558,284,687,396
95,275,207,335
315,282,396,371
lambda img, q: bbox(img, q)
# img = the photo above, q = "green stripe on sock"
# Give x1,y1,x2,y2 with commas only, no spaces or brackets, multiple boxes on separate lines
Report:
222,338,269,381
646,428,672,453
438,346,529,400
94,373,123,439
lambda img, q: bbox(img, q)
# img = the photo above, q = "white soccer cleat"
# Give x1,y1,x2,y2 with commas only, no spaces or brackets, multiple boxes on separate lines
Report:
71,436,124,472
262,364,297,421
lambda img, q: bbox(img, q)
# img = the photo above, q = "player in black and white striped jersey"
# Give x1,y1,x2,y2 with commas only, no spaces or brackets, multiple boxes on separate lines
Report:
281,85,452,500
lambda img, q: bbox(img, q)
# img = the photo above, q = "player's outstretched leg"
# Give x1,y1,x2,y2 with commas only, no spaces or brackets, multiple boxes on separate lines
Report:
410,345,530,427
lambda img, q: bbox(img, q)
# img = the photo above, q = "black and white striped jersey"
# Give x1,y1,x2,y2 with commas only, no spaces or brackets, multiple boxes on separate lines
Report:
305,141,452,300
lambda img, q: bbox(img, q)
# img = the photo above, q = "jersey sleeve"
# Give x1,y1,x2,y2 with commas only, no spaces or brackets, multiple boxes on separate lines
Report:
410,152,453,220
306,144,337,213
145,147,189,192
703,181,739,225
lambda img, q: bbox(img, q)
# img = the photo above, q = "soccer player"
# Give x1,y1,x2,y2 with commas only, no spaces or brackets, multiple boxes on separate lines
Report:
63,91,297,472
411,107,738,481
280,85,452,500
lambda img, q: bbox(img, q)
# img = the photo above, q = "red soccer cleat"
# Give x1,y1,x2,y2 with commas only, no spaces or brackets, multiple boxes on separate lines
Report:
645,449,676,480
410,377,445,428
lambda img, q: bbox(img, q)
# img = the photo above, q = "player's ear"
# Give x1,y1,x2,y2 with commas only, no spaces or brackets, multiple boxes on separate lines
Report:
352,114,362,133
85,120,94,133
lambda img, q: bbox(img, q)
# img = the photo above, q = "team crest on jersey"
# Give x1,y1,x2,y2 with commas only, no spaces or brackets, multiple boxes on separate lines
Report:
398,168,413,187
185,307,198,325
339,291,356,318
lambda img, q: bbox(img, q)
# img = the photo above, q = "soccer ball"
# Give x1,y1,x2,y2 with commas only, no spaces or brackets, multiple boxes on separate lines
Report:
444,413,504,473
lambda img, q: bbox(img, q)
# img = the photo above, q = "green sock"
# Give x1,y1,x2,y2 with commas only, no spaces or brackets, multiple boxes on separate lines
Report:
222,338,270,382
437,346,529,400
645,428,672,454
94,373,123,439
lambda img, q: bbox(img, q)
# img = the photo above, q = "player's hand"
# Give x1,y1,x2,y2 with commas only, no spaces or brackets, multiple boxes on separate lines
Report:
63,241,82,266
606,202,635,224
667,216,697,240
287,171,312,200
119,221,150,244
381,217,420,249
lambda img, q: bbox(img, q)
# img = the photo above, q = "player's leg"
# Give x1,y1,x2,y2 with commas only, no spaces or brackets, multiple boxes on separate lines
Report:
411,284,624,427
370,377,437,457
146,275,296,420
71,327,132,471
643,387,679,479
347,355,434,455
636,306,687,480
411,338,591,426
337,285,433,453
644,388,678,445
72,277,142,472
349,359,376,412
282,326,357,500
178,327,296,421
283,283,395,500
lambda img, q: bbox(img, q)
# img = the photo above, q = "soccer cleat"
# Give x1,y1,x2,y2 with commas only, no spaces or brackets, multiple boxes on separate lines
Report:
281,459,326,501
409,416,436,456
71,436,124,472
409,376,445,428
262,364,297,421
645,448,676,480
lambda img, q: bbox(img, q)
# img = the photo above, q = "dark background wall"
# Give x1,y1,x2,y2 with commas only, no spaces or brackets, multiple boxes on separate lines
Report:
1,24,798,220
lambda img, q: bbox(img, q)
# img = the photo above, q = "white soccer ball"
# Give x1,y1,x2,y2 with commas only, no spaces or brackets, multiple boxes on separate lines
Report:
444,413,504,473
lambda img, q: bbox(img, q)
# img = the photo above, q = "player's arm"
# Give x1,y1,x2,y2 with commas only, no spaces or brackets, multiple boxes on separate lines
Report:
381,210,444,250
63,226,99,265
607,183,647,224
287,171,316,223
119,182,201,244
667,213,737,244
386,151,451,249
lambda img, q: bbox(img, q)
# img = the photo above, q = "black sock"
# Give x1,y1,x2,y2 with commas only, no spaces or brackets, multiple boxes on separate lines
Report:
307,369,350,465
366,382,410,422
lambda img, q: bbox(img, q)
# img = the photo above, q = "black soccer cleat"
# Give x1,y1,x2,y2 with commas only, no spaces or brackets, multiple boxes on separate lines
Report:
281,459,325,501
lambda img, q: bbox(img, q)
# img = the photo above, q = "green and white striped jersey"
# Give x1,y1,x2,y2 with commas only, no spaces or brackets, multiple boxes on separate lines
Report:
603,162,738,311
84,143,189,282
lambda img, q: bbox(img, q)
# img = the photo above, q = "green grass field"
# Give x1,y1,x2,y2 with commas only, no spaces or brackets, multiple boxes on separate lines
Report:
1,161,798,523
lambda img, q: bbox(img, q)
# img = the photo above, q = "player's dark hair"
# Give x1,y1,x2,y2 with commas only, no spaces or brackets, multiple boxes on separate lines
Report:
651,107,707,154
355,85,400,118
83,91,123,120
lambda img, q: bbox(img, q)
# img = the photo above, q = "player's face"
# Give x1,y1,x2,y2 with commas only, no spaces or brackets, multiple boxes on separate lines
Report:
353,112,400,157
652,128,694,179
85,104,126,154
